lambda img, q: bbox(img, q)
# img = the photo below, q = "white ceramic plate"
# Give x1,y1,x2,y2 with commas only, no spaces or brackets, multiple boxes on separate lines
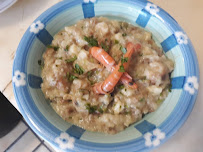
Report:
0,0,17,13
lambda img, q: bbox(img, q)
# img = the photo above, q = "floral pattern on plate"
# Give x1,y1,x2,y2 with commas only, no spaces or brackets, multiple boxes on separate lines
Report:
55,132,75,150
12,70,26,87
30,21,44,34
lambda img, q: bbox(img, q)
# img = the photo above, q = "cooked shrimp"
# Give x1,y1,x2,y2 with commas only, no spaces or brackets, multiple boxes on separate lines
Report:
120,73,138,89
90,43,141,89
89,47,115,71
93,42,140,94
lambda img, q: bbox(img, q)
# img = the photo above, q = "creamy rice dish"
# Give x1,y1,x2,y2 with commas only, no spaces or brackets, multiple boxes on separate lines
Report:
40,17,174,134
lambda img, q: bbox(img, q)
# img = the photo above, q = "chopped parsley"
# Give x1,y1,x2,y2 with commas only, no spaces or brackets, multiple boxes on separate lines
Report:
84,36,98,47
74,64,84,75
65,55,77,63
122,33,127,37
47,45,59,51
142,76,147,80
64,45,69,51
87,71,95,85
139,53,143,57
85,103,97,114
69,75,78,81
57,57,63,60
120,23,128,29
90,81,95,85
98,108,104,114
121,47,127,54
118,65,125,72
118,84,125,89
115,40,119,44
66,72,78,82
101,42,109,52
121,57,128,64
38,60,44,69
87,71,93,77
168,84,172,92
118,57,128,73
139,97,145,102
38,60,42,66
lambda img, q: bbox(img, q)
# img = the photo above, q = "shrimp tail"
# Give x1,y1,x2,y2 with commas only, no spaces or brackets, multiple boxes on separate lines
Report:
120,73,138,89
93,82,107,94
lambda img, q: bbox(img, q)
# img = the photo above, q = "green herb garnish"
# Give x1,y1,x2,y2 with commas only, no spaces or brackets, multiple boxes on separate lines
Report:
122,33,127,37
38,60,42,66
119,65,125,72
69,75,78,81
121,47,127,54
66,72,70,78
74,64,84,75
101,42,109,52
118,84,125,89
84,36,98,47
168,84,172,92
142,76,147,80
57,57,63,60
118,57,128,72
47,45,59,51
121,57,128,64
139,98,145,102
89,81,95,85
85,103,97,114
87,71,95,85
139,53,143,57
67,100,72,102
87,71,93,77
64,45,69,51
65,55,77,63
115,40,119,44
98,108,104,114
66,72,78,81
38,60,44,69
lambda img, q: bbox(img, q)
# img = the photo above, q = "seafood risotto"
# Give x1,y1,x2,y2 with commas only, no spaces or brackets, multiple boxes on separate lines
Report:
40,17,174,134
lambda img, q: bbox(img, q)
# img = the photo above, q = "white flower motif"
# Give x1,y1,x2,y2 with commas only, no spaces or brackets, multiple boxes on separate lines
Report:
175,31,188,44
83,0,96,3
184,76,199,95
144,128,165,147
12,70,26,87
30,20,44,34
145,3,160,16
55,132,75,150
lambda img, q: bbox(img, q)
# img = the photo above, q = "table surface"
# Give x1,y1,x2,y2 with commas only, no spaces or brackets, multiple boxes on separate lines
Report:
0,0,202,151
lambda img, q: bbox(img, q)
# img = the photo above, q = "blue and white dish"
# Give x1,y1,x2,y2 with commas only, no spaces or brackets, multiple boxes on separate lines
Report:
12,0,199,151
